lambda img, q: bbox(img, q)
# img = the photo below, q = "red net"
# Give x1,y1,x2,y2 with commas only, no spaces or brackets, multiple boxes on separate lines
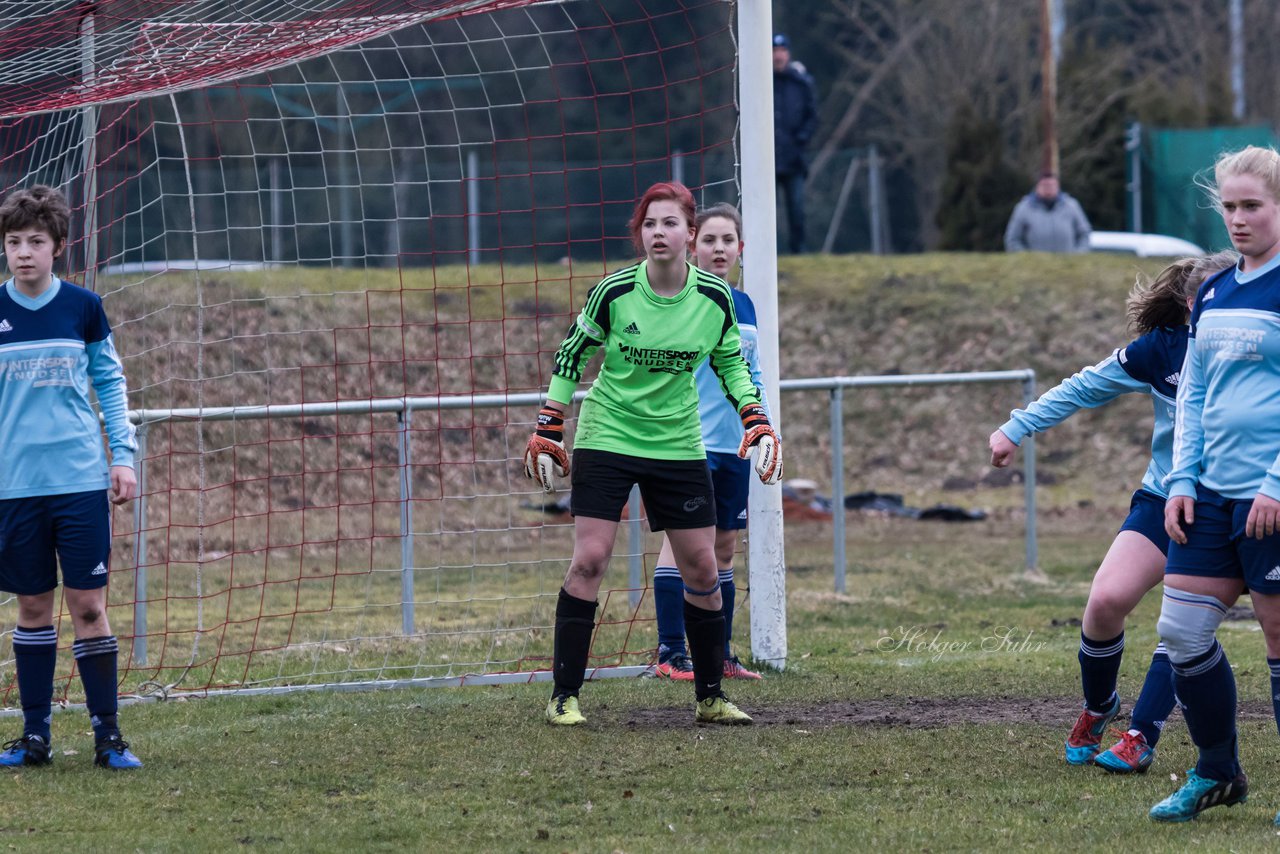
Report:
0,0,741,703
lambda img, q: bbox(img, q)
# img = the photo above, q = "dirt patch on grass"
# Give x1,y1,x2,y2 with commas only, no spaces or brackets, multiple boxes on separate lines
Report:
617,696,1277,730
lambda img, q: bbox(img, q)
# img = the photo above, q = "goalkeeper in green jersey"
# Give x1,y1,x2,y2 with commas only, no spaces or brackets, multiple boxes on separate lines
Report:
525,181,782,727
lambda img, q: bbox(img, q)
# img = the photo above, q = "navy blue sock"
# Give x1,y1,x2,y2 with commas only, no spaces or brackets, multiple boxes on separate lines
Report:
684,600,726,701
1129,645,1175,747
551,588,596,698
720,568,736,657
1078,630,1124,713
73,636,120,741
652,567,686,661
13,625,57,742
1172,641,1240,781
1268,656,1280,737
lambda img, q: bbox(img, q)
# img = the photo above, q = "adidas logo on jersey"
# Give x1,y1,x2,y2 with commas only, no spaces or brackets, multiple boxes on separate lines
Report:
1203,287,1215,301
90,562,107,576
1266,565,1280,582
0,319,11,333
623,322,641,335
1164,372,1180,386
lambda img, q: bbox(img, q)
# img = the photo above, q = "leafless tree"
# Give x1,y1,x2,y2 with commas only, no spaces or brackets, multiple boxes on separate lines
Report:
802,0,1263,248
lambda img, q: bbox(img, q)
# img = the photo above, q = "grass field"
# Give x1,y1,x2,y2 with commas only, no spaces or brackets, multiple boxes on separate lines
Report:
7,512,1280,851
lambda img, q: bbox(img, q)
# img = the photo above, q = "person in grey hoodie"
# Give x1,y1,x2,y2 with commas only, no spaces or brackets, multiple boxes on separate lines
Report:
1004,172,1092,252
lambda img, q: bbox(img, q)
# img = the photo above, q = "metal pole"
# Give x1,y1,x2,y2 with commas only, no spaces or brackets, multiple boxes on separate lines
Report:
831,387,846,593
627,486,643,610
1230,0,1245,120
671,149,685,187
270,157,284,263
398,407,415,634
338,86,354,266
131,425,149,665
1022,374,1039,573
868,145,884,255
79,12,99,289
467,150,480,266
821,153,861,254
1126,122,1143,233
740,0,787,671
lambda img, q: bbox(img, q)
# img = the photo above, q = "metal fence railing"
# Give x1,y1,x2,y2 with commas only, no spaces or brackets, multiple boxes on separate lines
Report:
121,368,1037,663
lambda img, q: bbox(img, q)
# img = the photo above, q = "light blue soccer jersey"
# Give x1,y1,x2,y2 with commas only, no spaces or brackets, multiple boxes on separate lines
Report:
1000,326,1187,498
1168,258,1280,502
695,288,768,453
0,277,135,500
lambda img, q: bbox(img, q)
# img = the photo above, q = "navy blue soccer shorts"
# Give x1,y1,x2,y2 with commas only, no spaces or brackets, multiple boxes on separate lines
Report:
707,450,751,531
0,489,112,595
570,448,716,532
1118,488,1172,556
1164,485,1280,594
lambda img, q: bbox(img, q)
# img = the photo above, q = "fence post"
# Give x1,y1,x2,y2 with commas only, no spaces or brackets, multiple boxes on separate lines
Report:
831,386,846,593
467,150,480,266
131,423,149,666
1021,372,1039,573
1126,122,1143,233
398,406,415,635
822,153,861,254
628,486,643,610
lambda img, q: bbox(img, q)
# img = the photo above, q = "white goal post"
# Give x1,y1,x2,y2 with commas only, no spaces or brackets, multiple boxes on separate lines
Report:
738,0,787,670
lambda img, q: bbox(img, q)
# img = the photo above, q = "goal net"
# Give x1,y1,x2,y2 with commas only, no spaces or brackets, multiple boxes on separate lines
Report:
0,0,743,704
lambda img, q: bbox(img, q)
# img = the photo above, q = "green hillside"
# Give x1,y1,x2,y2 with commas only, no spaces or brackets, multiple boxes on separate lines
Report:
105,251,1184,519
773,252,1177,510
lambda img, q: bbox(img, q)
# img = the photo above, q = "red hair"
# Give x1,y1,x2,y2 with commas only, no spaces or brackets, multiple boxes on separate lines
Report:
627,181,696,253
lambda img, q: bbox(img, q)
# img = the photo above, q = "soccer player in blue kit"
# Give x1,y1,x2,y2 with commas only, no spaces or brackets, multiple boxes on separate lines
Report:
651,204,765,682
990,250,1237,774
0,186,142,770
1150,146,1280,822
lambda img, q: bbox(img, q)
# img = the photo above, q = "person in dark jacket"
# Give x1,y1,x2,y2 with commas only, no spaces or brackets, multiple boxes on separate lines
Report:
1004,172,1092,252
773,34,817,255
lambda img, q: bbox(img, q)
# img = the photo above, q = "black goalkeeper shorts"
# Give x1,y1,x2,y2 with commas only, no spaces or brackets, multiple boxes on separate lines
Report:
570,448,716,532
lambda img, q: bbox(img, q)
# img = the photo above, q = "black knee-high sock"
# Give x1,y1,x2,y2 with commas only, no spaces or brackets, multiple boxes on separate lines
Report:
13,625,57,742
720,569,736,657
684,600,726,702
1130,645,1175,746
552,588,597,698
1173,641,1240,781
74,636,120,741
1078,630,1124,713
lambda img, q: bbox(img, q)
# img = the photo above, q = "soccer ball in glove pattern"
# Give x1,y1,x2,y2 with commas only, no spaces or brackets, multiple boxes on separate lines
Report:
524,406,570,492
737,404,782,485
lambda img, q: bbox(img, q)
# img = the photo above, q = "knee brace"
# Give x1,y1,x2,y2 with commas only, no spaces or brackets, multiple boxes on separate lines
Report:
1156,588,1229,665
683,577,721,597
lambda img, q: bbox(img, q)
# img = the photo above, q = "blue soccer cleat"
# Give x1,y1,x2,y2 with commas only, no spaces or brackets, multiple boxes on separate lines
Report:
94,735,143,770
1095,729,1155,774
1150,769,1247,822
0,735,51,767
1064,694,1120,765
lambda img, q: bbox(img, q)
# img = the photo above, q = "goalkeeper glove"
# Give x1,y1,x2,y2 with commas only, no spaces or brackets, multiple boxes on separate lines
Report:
736,403,782,485
524,406,570,493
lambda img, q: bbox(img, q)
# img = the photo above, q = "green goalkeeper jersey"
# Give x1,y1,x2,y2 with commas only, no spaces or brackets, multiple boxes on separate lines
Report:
547,260,763,461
